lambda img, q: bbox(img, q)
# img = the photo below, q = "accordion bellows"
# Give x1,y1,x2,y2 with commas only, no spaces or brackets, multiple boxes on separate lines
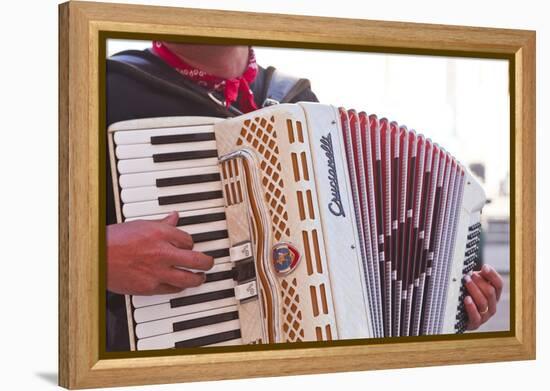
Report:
108,102,486,350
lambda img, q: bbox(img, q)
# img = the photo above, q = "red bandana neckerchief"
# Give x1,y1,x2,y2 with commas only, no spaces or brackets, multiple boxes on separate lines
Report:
152,41,258,113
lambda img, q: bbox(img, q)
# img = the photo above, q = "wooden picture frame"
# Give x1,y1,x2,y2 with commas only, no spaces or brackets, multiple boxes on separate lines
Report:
58,1,536,388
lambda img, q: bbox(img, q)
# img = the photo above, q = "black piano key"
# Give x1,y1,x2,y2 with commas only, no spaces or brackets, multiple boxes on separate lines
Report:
156,173,221,188
203,262,255,284
174,329,242,348
191,230,229,244
172,311,239,332
151,132,216,145
204,270,235,283
158,190,223,206
153,149,218,163
203,248,230,259
170,288,235,308
177,212,226,227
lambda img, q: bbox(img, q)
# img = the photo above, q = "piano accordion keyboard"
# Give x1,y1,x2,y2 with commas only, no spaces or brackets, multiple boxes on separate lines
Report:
109,119,259,350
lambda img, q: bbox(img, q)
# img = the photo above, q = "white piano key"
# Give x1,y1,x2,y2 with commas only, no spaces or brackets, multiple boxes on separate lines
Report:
178,220,228,235
136,318,241,350
119,165,220,188
133,276,236,309
193,238,230,253
132,263,235,308
122,197,224,218
134,296,238,323
114,125,214,145
125,218,227,236
124,206,226,222
204,338,243,347
135,305,238,339
117,156,219,174
213,257,231,264
116,140,217,160
121,181,222,203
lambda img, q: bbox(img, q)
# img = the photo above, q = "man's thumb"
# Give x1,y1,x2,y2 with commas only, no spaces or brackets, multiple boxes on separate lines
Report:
160,211,179,226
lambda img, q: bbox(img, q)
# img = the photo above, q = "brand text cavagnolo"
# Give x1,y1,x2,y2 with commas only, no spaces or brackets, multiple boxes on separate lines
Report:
320,133,345,217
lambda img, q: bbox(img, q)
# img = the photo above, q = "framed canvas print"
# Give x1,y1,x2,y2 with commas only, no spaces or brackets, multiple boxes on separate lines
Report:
58,0,536,389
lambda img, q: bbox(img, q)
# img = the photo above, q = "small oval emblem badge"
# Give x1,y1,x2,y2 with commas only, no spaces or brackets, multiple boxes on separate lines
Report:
272,242,301,275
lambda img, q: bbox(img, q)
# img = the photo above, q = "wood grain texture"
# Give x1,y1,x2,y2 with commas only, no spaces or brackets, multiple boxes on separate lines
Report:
58,1,536,388
71,1,530,54
58,2,70,387
514,32,536,354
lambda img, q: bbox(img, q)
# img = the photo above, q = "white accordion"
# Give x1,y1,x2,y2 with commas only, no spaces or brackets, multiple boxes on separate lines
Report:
108,102,486,350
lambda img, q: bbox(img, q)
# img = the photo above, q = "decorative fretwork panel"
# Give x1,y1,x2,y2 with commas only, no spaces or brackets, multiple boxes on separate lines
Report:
281,278,304,342
237,116,290,241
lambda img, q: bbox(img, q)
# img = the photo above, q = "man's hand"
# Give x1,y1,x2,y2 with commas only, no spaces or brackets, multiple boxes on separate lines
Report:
463,264,504,330
107,211,214,296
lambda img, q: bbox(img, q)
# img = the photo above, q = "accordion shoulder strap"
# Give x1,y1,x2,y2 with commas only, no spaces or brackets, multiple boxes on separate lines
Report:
262,66,312,106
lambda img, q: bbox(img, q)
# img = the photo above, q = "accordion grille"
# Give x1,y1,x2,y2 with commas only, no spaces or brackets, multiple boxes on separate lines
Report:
237,115,290,241
280,278,305,342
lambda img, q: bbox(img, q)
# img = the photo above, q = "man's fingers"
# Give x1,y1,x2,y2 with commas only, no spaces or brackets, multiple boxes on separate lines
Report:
480,264,503,301
471,272,497,317
160,248,215,271
160,268,206,289
157,212,193,249
464,295,482,330
160,211,179,226
464,274,489,314
164,226,193,249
